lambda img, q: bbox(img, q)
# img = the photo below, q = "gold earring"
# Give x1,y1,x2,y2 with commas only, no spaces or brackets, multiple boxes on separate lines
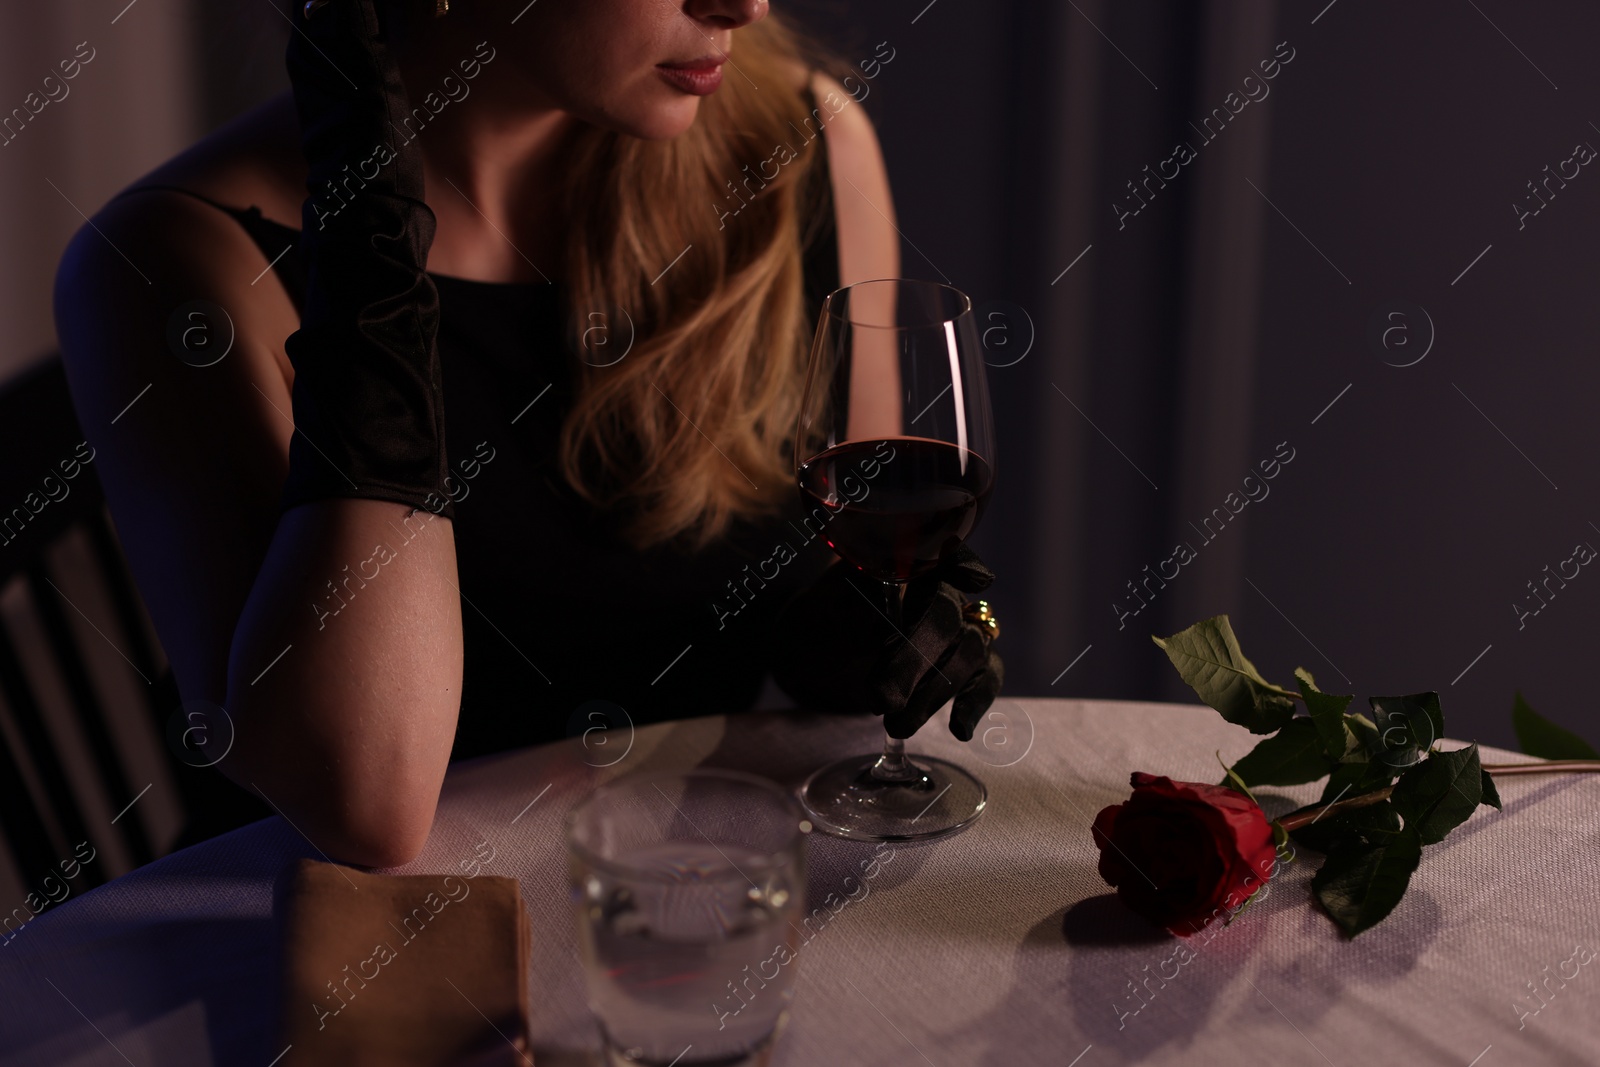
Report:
435,0,449,15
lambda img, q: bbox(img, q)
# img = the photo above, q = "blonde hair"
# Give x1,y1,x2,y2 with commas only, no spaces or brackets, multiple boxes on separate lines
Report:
557,14,834,549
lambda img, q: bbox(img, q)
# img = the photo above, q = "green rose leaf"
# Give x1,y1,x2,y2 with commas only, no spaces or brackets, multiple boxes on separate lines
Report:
1480,768,1502,811
1511,691,1600,760
1152,616,1297,734
1312,825,1423,938
1344,712,1383,757
1390,743,1489,845
1229,717,1341,787
1289,798,1402,855
1296,667,1353,760
1367,692,1445,768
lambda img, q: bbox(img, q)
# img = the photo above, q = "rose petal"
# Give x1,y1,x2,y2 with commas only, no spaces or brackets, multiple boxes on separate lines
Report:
1091,804,1132,886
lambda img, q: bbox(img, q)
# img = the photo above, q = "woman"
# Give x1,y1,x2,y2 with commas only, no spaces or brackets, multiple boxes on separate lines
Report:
52,0,1000,867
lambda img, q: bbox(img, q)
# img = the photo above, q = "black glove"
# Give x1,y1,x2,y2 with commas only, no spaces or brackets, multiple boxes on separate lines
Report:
278,0,454,520
771,544,1004,741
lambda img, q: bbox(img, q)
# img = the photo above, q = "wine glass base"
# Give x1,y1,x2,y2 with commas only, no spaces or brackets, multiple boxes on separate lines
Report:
797,752,987,842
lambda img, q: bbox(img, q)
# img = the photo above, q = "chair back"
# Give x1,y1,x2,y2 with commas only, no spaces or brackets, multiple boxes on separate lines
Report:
0,356,184,901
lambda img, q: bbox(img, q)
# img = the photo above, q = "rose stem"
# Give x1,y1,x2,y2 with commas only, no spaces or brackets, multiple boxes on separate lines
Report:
1276,760,1600,832
1278,787,1393,832
1480,761,1600,775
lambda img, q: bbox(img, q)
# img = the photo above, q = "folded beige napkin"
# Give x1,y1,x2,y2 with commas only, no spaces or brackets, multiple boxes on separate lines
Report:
273,857,533,1067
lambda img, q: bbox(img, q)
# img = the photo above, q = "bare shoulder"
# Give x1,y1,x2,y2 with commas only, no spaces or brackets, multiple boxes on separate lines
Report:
806,71,899,285
52,92,306,557
807,71,886,169
56,92,306,395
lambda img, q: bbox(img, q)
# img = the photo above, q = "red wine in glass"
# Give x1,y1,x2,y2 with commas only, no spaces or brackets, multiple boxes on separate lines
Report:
797,437,993,583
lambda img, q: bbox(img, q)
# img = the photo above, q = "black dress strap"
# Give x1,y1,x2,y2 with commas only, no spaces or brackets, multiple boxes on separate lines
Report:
109,183,305,302
109,182,252,218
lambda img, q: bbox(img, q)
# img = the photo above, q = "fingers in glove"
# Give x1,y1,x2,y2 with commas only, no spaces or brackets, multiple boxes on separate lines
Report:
898,545,993,638
949,651,1004,741
873,589,967,705
939,542,996,595
882,625,991,739
291,0,424,204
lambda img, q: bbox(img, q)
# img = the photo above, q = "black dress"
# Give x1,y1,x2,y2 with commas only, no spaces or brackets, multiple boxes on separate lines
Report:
115,93,843,771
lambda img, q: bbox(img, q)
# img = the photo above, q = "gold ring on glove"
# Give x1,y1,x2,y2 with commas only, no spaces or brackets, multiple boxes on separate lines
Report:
962,599,1000,644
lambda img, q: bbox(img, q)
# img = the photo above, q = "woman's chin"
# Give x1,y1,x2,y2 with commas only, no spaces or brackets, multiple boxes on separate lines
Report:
626,99,704,141
567,77,713,140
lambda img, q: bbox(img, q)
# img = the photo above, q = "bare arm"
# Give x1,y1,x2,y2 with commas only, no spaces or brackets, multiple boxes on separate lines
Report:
53,189,462,867
811,73,906,440
812,72,902,287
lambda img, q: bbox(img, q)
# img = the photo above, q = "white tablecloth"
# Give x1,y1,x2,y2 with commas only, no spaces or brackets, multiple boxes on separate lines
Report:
1,699,1596,1066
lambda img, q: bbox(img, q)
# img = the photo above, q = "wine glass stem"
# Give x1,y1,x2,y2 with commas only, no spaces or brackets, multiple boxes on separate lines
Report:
870,581,920,783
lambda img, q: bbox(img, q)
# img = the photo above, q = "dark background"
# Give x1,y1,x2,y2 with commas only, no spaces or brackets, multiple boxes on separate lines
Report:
776,0,1600,753
13,0,1600,758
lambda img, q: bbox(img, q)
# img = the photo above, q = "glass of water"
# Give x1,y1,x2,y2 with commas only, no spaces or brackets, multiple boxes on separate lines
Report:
566,769,811,1067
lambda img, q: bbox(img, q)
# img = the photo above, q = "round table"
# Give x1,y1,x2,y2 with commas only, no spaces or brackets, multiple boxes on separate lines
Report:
1,699,1596,1066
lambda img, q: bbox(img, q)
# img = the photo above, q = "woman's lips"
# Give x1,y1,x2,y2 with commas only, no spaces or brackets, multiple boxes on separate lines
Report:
656,60,724,96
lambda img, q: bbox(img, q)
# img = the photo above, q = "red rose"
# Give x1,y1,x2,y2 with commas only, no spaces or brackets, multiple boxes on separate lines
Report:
1091,772,1278,936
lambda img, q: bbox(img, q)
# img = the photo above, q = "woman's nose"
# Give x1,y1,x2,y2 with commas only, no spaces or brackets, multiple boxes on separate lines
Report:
682,0,767,31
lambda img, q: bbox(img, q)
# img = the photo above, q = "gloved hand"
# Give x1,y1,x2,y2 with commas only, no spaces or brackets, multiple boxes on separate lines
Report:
770,544,1004,741
278,0,454,519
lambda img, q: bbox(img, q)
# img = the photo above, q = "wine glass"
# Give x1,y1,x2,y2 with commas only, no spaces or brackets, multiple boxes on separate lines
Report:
792,278,997,841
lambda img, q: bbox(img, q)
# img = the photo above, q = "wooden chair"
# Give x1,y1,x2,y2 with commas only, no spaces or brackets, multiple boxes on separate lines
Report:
0,355,187,895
